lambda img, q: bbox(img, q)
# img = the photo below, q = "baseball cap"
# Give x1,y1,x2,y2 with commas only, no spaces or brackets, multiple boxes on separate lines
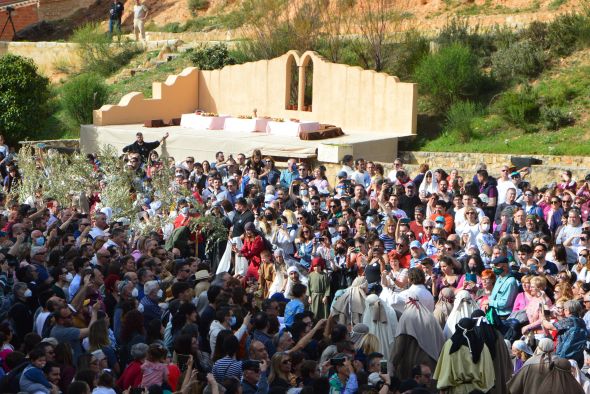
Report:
337,171,347,178
242,360,261,372
435,216,445,223
410,240,422,249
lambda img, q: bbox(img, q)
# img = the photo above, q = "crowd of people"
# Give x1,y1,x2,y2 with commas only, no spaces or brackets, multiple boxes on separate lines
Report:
0,130,589,394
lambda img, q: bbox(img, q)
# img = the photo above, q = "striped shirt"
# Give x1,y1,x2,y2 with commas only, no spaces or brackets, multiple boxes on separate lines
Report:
212,356,242,383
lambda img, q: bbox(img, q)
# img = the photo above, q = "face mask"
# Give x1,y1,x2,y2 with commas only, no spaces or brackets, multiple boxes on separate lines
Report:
65,273,73,282
180,207,189,215
480,223,490,232
328,227,337,235
300,190,308,197
435,223,444,229
24,289,32,298
137,303,144,313
157,289,163,299
35,237,45,246
229,316,237,326
492,267,504,276
580,256,588,265
264,214,274,220
131,288,139,298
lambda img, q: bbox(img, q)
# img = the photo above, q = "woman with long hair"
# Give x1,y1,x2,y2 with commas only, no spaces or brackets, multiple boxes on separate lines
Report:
88,318,120,375
119,309,146,368
55,342,76,393
295,224,316,271
237,222,265,283
433,256,462,298
378,218,397,253
309,167,330,195
268,352,294,390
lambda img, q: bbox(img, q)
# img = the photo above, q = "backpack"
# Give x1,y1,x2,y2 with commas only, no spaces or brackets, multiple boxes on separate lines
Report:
556,317,587,360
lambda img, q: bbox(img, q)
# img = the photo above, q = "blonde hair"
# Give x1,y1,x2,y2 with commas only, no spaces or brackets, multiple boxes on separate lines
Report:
357,333,380,354
530,276,547,290
283,210,296,226
554,283,574,300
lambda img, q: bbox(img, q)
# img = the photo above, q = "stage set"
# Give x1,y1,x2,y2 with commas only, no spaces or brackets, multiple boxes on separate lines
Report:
82,50,418,162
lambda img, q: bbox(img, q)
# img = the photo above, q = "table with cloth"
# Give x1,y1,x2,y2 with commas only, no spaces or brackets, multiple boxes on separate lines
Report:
223,117,269,133
180,114,229,130
266,121,320,137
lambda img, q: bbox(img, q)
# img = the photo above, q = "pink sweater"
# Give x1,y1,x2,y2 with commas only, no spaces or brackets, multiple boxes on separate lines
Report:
140,360,168,388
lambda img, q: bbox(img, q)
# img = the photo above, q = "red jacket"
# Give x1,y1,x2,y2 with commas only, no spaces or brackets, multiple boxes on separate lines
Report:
117,360,143,390
241,235,265,280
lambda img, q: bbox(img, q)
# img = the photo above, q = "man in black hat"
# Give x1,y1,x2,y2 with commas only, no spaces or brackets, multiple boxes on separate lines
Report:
242,359,268,394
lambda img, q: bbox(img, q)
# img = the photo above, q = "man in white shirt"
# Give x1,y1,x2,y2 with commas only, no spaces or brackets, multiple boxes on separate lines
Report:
351,158,371,188
496,165,512,205
387,158,404,182
89,212,108,239
133,0,149,42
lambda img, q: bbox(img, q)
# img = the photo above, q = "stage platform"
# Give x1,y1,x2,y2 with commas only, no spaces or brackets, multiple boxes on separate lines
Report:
80,123,410,163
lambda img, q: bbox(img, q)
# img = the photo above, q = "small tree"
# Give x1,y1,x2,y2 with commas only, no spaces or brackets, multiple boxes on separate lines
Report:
356,0,399,71
61,73,110,126
414,43,484,113
0,54,50,144
187,43,237,70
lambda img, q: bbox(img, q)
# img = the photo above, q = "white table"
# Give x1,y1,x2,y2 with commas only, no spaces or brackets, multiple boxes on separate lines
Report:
266,121,320,137
180,114,228,130
223,117,269,133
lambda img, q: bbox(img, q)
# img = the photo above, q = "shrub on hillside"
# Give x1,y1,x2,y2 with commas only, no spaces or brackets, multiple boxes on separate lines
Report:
491,41,546,83
72,23,141,76
187,43,237,70
540,106,574,130
387,30,430,80
413,43,484,113
61,73,110,126
546,12,590,56
437,18,494,61
0,54,50,144
521,21,549,50
189,0,209,15
494,84,540,131
443,101,482,143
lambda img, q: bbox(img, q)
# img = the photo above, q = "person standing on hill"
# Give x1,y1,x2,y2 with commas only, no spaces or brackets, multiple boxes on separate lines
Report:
109,0,125,38
133,0,149,42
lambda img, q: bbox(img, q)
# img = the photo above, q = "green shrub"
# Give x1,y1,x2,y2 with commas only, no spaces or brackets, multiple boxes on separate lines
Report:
0,54,50,144
520,21,549,50
494,84,540,130
491,41,545,83
437,18,495,61
443,101,482,142
61,73,110,126
540,106,574,130
547,12,590,56
187,43,236,70
413,43,484,113
386,30,430,80
189,0,210,15
71,23,141,76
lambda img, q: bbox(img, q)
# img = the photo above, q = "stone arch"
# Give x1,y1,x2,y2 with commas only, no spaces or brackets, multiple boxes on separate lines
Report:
285,53,299,110
300,54,314,112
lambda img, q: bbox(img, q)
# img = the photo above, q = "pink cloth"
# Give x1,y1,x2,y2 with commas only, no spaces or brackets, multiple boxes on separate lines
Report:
512,292,531,312
140,360,168,388
266,120,320,137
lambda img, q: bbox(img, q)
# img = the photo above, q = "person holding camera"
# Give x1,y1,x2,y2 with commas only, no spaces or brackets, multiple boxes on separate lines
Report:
328,354,358,394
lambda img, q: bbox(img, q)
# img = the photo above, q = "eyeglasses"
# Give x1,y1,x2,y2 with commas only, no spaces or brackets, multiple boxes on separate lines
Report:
501,169,507,172
524,193,534,197
466,212,476,215
182,269,191,273
424,226,433,229
329,205,337,208
551,200,560,204
302,230,310,233
563,200,572,204
580,253,589,257
534,249,545,253
310,202,319,205
297,217,304,220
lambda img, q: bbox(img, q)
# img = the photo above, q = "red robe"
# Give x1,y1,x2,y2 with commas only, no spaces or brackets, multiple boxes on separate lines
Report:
241,235,265,280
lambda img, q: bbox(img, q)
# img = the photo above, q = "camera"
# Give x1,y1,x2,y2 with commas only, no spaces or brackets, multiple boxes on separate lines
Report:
6,6,14,12
330,356,346,367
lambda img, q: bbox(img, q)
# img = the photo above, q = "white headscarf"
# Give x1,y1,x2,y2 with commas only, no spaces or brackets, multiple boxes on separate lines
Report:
418,170,438,195
443,290,477,338
363,294,398,357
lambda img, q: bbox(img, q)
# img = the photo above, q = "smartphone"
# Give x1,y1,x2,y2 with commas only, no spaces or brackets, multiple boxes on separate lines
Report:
177,354,190,372
543,309,551,320
359,225,366,236
530,264,537,272
130,388,144,394
385,264,391,272
380,360,388,374
466,273,477,283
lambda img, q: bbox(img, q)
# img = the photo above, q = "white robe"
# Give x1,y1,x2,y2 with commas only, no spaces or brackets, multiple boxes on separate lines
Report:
363,294,398,357
443,290,478,339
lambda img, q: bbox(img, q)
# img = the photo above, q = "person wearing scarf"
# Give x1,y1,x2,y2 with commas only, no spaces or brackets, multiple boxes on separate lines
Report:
362,294,398,358
307,257,330,319
443,290,478,338
433,317,495,393
508,338,559,394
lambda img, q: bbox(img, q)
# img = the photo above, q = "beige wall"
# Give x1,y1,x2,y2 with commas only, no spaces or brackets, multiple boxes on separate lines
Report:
94,50,417,136
93,67,199,125
0,41,80,77
38,0,95,21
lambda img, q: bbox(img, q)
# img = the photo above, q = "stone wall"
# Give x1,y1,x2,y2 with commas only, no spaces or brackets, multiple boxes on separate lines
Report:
37,0,94,21
0,40,80,76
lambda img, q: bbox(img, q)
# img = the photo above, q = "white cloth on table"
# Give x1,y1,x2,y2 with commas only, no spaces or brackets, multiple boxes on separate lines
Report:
223,117,268,133
266,121,320,137
180,114,228,130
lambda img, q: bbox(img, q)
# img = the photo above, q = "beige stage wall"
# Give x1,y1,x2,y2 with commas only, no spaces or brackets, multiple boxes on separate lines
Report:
93,51,417,137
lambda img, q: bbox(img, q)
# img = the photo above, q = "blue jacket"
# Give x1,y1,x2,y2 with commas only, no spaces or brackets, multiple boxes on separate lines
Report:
489,275,518,317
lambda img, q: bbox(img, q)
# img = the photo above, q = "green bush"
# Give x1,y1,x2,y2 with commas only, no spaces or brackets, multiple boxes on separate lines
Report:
188,0,210,14
61,73,110,126
521,21,549,50
386,30,430,80
71,23,141,76
437,18,495,61
413,43,484,113
443,101,482,143
494,84,540,130
187,43,236,70
540,106,574,130
547,13,590,56
491,41,545,83
0,54,50,144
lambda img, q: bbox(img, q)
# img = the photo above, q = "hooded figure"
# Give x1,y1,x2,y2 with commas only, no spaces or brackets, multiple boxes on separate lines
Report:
569,359,590,394
433,317,495,394
444,290,477,338
362,293,398,357
533,358,585,394
472,310,512,394
418,170,438,195
507,338,558,394
284,265,308,299
349,323,370,347
434,287,455,329
307,257,330,319
391,298,445,380
331,276,368,326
